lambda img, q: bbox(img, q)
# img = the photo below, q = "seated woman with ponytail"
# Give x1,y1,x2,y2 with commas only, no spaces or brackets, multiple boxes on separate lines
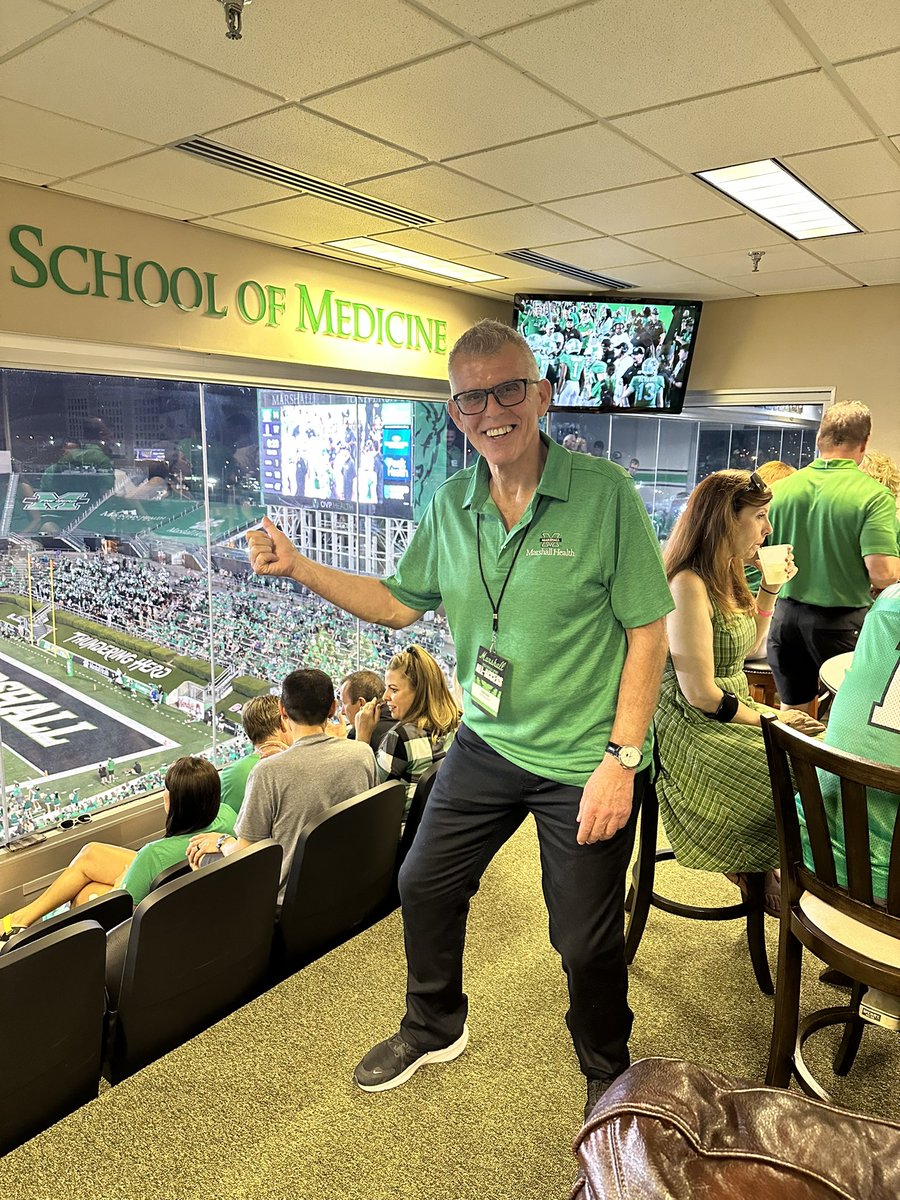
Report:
354,644,461,810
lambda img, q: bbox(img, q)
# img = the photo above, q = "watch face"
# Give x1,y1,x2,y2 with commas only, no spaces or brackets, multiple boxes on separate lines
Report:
618,745,642,768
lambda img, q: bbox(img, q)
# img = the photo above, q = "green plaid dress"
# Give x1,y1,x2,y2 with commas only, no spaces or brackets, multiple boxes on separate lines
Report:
655,602,780,872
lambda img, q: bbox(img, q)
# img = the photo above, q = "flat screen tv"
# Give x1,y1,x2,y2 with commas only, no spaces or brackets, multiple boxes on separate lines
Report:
258,390,413,518
514,294,703,415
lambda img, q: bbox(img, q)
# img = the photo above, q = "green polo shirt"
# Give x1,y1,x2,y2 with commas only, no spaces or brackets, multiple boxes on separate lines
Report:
219,751,259,816
382,434,673,786
769,459,898,608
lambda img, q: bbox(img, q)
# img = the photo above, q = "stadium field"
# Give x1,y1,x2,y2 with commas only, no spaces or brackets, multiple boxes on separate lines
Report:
0,636,225,798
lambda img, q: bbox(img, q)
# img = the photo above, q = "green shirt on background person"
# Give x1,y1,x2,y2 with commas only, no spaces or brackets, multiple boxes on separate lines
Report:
382,433,674,786
120,804,237,905
800,583,900,898
769,459,897,608
219,751,260,816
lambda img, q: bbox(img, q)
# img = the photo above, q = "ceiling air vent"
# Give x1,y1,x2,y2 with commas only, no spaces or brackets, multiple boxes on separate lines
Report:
502,249,634,290
176,137,434,226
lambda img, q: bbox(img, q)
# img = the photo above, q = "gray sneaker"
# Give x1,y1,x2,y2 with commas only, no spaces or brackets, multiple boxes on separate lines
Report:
354,1024,469,1092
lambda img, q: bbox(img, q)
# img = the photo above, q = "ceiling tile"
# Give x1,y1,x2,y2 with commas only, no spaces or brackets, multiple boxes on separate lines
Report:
213,195,406,243
780,0,900,60
614,261,748,296
70,149,296,216
0,97,153,179
414,1,575,37
837,191,900,232
191,217,311,250
369,230,493,261
93,0,460,99
485,0,816,116
719,265,860,294
677,242,823,279
612,75,873,172
352,166,523,221
473,272,598,296
0,23,278,143
527,238,659,270
432,207,597,253
783,141,900,199
0,0,68,57
305,45,586,160
0,163,58,186
548,177,741,234
210,107,422,184
52,181,202,221
624,216,787,258
839,257,900,285
448,125,674,204
837,53,900,135
802,228,900,263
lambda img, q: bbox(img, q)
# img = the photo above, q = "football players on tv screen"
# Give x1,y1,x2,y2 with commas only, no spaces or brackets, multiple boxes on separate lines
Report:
515,294,702,414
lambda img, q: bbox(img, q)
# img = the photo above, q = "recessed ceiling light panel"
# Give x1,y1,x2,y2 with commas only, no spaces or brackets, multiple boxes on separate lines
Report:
696,159,860,240
326,237,505,283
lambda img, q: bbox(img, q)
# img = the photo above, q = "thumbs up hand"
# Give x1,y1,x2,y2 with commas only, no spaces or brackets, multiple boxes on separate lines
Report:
246,515,300,580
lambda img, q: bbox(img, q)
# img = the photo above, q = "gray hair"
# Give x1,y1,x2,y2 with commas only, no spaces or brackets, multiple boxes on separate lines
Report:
448,319,537,375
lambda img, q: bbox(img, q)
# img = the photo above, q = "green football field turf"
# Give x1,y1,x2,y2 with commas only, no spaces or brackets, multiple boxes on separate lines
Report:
0,635,236,800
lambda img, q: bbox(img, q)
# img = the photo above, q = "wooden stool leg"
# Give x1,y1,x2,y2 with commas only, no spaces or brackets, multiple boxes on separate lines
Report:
766,920,803,1087
833,981,867,1076
624,786,658,965
743,873,774,995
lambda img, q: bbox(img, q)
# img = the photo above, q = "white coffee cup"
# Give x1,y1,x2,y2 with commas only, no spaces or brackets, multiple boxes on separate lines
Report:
757,543,791,586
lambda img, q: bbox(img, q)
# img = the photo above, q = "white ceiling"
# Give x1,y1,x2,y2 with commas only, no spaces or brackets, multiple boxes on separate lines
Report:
1,0,899,302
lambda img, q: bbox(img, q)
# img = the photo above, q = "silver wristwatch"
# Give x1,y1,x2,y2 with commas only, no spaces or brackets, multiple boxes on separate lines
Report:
606,742,643,770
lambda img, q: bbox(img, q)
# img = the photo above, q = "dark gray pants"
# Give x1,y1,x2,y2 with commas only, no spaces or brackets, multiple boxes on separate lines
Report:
398,723,644,1081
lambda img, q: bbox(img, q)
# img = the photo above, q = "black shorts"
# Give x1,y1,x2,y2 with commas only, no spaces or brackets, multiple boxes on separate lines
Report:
767,597,867,706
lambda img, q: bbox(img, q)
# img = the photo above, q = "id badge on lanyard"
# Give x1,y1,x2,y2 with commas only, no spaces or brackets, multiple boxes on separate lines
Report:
470,497,544,718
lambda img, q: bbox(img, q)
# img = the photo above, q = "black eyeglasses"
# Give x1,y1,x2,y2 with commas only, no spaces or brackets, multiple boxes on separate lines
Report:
451,378,537,416
745,470,767,492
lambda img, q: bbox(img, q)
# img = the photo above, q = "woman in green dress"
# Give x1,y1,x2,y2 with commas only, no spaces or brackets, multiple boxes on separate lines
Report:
655,470,822,889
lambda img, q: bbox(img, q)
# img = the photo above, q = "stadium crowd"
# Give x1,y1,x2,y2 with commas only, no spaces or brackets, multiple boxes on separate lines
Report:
0,553,455,687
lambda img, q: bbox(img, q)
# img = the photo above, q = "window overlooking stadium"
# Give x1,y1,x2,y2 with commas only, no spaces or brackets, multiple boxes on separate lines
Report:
0,370,464,847
0,367,819,847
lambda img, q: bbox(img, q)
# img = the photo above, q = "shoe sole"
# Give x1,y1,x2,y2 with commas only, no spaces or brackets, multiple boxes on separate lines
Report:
355,1024,469,1093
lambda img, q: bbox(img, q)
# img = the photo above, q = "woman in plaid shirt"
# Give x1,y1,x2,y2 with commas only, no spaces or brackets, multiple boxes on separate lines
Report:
355,644,460,812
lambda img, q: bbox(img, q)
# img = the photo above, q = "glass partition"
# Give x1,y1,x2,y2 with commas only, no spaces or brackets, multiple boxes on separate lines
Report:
0,367,821,846
0,369,467,846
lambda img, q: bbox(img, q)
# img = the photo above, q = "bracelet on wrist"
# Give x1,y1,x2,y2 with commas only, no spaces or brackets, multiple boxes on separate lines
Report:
756,607,774,618
758,586,780,596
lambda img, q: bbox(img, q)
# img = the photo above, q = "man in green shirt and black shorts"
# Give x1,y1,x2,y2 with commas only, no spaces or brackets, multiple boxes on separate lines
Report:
247,320,672,1120
768,402,900,712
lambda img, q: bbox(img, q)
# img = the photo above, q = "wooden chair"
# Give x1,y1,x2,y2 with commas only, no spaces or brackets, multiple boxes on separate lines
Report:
625,778,773,995
272,781,406,976
761,716,900,1099
0,922,107,1155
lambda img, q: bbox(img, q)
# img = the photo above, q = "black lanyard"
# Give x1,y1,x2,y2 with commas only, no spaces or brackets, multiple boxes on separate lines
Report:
476,495,545,649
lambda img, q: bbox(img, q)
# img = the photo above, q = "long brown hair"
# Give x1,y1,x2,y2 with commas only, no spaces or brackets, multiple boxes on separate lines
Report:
387,644,461,740
664,470,772,614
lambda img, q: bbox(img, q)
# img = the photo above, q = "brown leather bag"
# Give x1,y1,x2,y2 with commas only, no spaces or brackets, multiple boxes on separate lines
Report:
573,1058,900,1200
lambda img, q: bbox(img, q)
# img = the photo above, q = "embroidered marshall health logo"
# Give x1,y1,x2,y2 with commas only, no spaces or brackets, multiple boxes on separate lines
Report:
527,531,576,558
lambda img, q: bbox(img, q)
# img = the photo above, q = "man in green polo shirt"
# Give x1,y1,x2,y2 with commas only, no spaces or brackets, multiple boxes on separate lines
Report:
768,401,899,713
246,320,672,1119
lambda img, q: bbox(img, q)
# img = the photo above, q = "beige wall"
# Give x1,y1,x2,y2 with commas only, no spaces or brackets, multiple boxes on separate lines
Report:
0,179,507,387
691,284,900,460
